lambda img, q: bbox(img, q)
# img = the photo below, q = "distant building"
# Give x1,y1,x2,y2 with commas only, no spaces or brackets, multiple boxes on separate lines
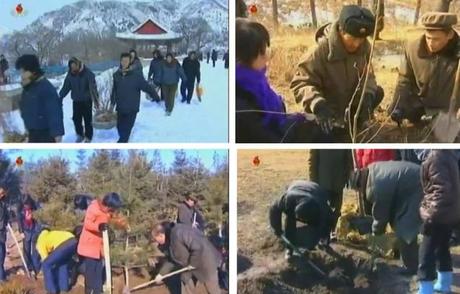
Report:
116,18,182,53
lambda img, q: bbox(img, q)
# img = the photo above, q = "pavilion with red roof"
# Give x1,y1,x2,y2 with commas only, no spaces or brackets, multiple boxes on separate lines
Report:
116,18,182,53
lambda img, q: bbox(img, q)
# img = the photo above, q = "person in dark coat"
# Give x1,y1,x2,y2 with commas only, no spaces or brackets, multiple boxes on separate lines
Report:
308,149,352,241
18,195,42,277
350,161,423,275
59,57,100,143
180,51,201,104
0,186,8,282
159,53,187,116
236,19,326,143
290,5,383,142
110,53,159,143
416,150,460,293
269,180,334,259
152,222,222,294
0,55,8,84
148,49,164,101
129,49,143,77
16,54,64,143
149,221,181,294
211,50,218,67
389,13,460,127
206,51,211,64
177,193,206,231
223,51,229,69
73,194,94,211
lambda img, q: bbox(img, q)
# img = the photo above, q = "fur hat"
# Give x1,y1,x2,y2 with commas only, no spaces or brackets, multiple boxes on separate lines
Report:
339,5,376,38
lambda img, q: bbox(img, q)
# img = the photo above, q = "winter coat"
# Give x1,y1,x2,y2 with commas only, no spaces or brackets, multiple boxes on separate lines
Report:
0,58,8,73
356,149,396,169
420,150,460,225
36,230,75,260
18,213,41,242
169,223,221,283
396,150,422,165
290,22,378,124
130,58,144,77
390,33,460,115
182,57,201,83
269,180,334,246
0,200,8,243
148,57,164,83
77,200,111,259
19,77,65,137
308,149,353,193
176,202,206,230
59,65,99,103
366,161,423,244
111,68,159,113
159,60,187,86
211,50,218,61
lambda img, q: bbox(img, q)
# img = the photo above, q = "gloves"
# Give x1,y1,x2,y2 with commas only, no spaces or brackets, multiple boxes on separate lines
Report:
98,223,108,232
391,108,404,124
313,100,335,134
153,274,164,284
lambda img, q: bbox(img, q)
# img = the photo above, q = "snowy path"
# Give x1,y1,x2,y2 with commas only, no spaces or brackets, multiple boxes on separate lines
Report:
1,60,228,143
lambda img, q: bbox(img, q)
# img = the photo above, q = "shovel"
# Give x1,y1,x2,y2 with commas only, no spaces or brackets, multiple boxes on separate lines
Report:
280,235,326,277
7,224,31,279
102,229,112,294
432,59,460,142
129,265,195,292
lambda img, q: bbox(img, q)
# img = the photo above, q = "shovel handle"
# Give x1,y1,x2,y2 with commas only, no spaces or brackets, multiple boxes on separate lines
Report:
130,265,195,292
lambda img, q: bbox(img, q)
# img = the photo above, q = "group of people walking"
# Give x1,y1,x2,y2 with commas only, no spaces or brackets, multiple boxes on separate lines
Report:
13,47,208,143
270,149,460,294
0,187,226,294
236,3,460,143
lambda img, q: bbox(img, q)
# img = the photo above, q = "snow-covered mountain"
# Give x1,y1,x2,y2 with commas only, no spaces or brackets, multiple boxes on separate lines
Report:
11,0,228,37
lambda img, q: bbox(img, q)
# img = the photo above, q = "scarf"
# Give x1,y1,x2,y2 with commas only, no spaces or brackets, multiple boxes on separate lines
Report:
236,63,287,127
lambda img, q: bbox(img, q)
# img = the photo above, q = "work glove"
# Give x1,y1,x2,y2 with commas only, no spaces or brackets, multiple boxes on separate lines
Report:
390,108,404,125
153,274,164,284
98,223,108,232
313,101,335,134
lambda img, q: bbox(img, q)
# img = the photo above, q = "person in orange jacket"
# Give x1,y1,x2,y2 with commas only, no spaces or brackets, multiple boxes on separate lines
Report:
77,192,123,294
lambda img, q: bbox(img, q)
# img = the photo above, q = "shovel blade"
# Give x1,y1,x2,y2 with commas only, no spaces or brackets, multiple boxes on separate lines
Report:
432,113,460,143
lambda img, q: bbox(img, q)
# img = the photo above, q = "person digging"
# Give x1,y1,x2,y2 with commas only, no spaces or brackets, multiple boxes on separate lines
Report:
269,180,334,260
349,160,423,276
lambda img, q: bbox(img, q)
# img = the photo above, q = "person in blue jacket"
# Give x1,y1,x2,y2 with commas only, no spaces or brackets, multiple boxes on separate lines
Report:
59,57,100,143
17,195,42,277
110,53,160,143
16,55,64,143
148,49,164,101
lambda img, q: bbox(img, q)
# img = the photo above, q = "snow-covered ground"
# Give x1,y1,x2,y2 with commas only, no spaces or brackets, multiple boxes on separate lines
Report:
0,60,228,143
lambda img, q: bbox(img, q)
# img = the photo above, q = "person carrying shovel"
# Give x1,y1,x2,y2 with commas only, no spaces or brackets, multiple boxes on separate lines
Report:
151,221,222,294
77,192,124,294
349,160,423,276
269,180,334,260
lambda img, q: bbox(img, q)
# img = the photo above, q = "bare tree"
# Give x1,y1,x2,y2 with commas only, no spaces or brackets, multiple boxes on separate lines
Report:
272,0,279,30
414,0,422,25
310,0,318,28
173,17,212,53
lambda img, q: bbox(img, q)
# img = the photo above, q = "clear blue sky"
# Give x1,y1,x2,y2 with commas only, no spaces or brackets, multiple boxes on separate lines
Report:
0,0,144,32
4,149,227,172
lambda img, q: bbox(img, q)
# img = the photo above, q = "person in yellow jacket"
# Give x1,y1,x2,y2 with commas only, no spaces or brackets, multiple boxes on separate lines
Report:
36,229,77,294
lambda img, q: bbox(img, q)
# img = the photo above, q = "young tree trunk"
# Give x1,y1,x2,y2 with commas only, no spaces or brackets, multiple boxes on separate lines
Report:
310,0,318,28
435,0,453,12
272,0,279,30
414,0,422,25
